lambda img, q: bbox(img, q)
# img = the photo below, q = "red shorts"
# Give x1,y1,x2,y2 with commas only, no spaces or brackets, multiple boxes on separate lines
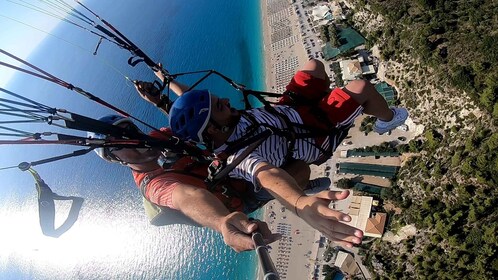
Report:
279,71,362,128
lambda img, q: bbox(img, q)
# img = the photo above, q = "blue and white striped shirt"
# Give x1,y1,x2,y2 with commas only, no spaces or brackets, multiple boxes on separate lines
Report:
214,105,361,189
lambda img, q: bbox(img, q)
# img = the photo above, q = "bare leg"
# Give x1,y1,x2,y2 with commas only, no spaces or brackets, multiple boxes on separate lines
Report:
301,61,393,121
300,59,331,86
342,80,394,121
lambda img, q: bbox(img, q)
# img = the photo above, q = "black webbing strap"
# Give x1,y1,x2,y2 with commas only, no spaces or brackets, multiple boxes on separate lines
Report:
23,166,84,238
262,104,298,166
206,129,273,188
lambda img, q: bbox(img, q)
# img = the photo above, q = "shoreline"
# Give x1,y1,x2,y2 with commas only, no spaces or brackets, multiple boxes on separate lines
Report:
260,0,273,95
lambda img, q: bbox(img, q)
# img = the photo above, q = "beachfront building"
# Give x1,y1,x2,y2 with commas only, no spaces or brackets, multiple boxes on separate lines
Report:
343,195,388,239
346,196,372,231
334,251,360,277
353,182,383,195
358,56,376,75
329,1,346,20
346,150,400,158
365,213,388,238
339,59,362,82
337,55,376,82
338,162,399,179
340,150,348,158
310,5,332,26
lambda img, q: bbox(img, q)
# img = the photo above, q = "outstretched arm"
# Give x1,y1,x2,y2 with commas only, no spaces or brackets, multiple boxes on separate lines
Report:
172,184,280,252
254,162,363,248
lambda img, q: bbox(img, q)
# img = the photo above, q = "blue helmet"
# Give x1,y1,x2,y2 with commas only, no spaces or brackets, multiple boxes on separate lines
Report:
169,89,211,143
87,114,134,162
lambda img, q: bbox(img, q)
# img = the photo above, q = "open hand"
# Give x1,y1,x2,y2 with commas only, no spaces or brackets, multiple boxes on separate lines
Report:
133,81,162,105
296,190,363,248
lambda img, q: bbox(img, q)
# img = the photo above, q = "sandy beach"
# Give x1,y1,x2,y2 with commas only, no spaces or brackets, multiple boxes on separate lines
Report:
258,1,327,279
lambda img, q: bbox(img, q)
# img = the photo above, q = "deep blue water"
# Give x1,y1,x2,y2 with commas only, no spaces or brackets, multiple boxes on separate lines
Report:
0,1,265,279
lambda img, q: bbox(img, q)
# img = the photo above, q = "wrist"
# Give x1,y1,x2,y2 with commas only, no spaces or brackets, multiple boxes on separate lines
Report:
293,195,306,217
219,211,237,231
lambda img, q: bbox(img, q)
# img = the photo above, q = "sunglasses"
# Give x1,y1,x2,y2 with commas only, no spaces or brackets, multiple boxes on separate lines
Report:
121,122,140,134
108,146,124,153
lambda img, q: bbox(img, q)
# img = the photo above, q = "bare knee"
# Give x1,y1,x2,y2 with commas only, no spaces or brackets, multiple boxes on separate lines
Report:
302,59,324,71
343,79,374,104
301,59,328,81
344,79,369,94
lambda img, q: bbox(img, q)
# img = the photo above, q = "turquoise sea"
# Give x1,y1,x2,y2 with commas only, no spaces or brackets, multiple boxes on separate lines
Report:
0,1,266,279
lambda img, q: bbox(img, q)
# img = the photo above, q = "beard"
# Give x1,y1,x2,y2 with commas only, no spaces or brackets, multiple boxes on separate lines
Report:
228,108,241,127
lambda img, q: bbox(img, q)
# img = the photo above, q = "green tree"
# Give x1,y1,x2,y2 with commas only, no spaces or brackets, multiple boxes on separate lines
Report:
336,178,353,189
460,158,474,175
451,150,462,167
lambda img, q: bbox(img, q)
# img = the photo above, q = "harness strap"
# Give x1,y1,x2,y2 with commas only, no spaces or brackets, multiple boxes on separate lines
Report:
263,104,298,166
207,129,273,188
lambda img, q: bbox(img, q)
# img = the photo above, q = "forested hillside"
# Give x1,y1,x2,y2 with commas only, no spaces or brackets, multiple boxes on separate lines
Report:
356,0,498,118
344,0,498,279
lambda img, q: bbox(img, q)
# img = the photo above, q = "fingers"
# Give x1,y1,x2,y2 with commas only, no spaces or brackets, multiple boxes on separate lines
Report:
252,219,282,245
222,213,255,252
321,219,363,240
299,195,363,248
133,81,161,104
223,213,281,252
316,203,351,223
133,81,147,95
133,81,141,91
330,239,359,249
312,217,363,248
301,194,351,222
223,231,254,253
227,212,256,234
316,204,363,235
313,190,350,201
325,231,363,244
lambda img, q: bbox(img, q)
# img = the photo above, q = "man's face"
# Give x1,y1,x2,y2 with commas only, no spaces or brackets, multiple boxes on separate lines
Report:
108,146,161,164
209,95,239,127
